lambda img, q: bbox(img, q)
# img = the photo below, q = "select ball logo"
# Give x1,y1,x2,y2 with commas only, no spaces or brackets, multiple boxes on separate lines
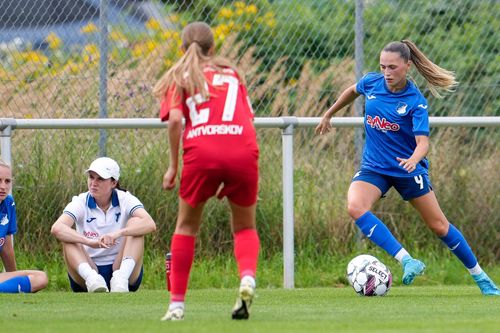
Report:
0,237,4,247
367,264,389,282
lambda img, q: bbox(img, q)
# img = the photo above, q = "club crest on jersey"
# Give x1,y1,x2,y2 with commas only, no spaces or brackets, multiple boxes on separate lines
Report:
396,102,408,115
0,214,9,226
366,115,400,132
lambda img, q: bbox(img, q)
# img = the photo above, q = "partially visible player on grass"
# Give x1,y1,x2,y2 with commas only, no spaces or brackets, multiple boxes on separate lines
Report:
0,159,48,293
316,40,499,296
153,21,260,320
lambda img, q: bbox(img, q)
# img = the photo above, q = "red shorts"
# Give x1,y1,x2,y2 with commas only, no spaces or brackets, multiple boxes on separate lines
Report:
179,166,258,207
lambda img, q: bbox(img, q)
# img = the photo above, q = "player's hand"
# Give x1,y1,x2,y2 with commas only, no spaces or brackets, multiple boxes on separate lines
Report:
163,167,177,190
99,234,117,248
396,157,417,173
88,238,109,249
315,116,332,135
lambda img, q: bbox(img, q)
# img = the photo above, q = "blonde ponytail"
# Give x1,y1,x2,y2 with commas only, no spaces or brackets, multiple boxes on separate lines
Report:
153,42,211,101
384,40,458,98
153,21,244,103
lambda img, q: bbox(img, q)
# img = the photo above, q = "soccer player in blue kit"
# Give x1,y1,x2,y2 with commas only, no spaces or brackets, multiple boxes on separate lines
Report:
0,160,48,293
316,40,499,295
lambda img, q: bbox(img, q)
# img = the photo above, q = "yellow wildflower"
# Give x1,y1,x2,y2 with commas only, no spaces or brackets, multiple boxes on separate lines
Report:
245,4,258,15
110,30,128,44
218,7,233,19
170,14,179,23
80,22,98,34
145,40,159,52
164,58,173,68
146,18,161,31
132,44,147,58
46,32,62,49
21,51,49,64
234,1,246,9
82,44,100,63
161,30,173,40
64,60,83,74
131,41,158,58
264,11,275,20
266,18,277,28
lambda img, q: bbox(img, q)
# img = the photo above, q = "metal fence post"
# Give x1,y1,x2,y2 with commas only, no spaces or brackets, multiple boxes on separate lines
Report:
354,0,365,247
0,119,15,194
98,0,109,156
282,117,297,289
354,0,364,163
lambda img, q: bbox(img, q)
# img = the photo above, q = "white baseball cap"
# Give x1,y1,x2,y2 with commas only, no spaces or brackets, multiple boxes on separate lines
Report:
85,157,120,180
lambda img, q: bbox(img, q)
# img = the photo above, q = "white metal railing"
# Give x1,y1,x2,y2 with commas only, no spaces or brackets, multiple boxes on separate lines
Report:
1,116,500,288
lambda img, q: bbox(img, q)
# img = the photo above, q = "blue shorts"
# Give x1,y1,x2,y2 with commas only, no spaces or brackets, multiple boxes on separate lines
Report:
352,168,432,201
68,264,143,292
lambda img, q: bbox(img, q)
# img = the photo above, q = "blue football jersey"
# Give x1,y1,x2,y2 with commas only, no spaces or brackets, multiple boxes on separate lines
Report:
0,195,17,251
356,72,430,177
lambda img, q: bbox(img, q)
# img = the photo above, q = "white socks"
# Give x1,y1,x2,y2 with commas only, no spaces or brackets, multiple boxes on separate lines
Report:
169,302,185,311
468,263,483,276
395,249,411,264
241,275,256,288
113,257,136,280
77,263,97,280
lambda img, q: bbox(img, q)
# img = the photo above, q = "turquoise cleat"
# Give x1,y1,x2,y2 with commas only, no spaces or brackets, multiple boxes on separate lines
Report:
472,272,500,296
402,255,426,285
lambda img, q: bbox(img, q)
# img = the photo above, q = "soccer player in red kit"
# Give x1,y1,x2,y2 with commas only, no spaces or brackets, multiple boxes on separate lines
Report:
153,22,260,321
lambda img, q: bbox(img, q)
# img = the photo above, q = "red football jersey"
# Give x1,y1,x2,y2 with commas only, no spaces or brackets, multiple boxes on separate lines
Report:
160,66,259,171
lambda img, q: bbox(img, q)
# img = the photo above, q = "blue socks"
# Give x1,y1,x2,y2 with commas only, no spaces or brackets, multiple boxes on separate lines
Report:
0,275,32,293
440,223,478,269
355,211,403,257
356,213,479,272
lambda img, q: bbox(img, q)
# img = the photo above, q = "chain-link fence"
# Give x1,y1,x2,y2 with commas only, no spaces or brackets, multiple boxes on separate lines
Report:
1,0,499,261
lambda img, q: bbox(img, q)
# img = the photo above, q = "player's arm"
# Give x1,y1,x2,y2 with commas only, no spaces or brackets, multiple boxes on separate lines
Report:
163,108,183,190
397,135,429,173
50,214,98,247
316,84,359,135
106,208,156,242
0,234,17,271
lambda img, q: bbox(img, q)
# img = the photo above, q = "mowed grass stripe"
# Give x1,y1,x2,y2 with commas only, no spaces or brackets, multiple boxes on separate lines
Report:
1,286,499,333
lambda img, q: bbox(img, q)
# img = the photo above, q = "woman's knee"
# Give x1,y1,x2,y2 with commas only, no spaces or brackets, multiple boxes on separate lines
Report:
428,219,449,237
30,271,49,292
175,218,200,235
347,201,369,220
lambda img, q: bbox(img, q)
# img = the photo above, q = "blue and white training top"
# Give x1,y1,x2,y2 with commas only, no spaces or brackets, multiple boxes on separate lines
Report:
0,195,17,252
63,189,144,265
356,72,430,177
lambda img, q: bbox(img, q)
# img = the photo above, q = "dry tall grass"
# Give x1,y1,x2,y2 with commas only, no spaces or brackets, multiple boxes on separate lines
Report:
3,35,499,261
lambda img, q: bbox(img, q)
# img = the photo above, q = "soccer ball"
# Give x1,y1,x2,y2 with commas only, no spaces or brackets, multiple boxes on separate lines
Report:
346,254,392,296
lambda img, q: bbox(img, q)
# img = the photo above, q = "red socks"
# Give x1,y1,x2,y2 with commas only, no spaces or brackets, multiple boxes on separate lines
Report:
170,234,196,302
169,229,259,302
234,228,260,278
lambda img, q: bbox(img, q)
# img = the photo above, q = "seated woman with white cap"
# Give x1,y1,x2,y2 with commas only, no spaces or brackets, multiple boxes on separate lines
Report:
51,157,156,292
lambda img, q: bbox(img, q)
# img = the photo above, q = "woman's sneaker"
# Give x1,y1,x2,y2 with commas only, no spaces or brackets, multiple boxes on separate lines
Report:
110,275,129,292
472,272,500,296
85,274,109,293
232,276,255,320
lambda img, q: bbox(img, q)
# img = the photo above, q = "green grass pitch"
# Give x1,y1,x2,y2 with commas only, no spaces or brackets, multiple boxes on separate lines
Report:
1,286,499,333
